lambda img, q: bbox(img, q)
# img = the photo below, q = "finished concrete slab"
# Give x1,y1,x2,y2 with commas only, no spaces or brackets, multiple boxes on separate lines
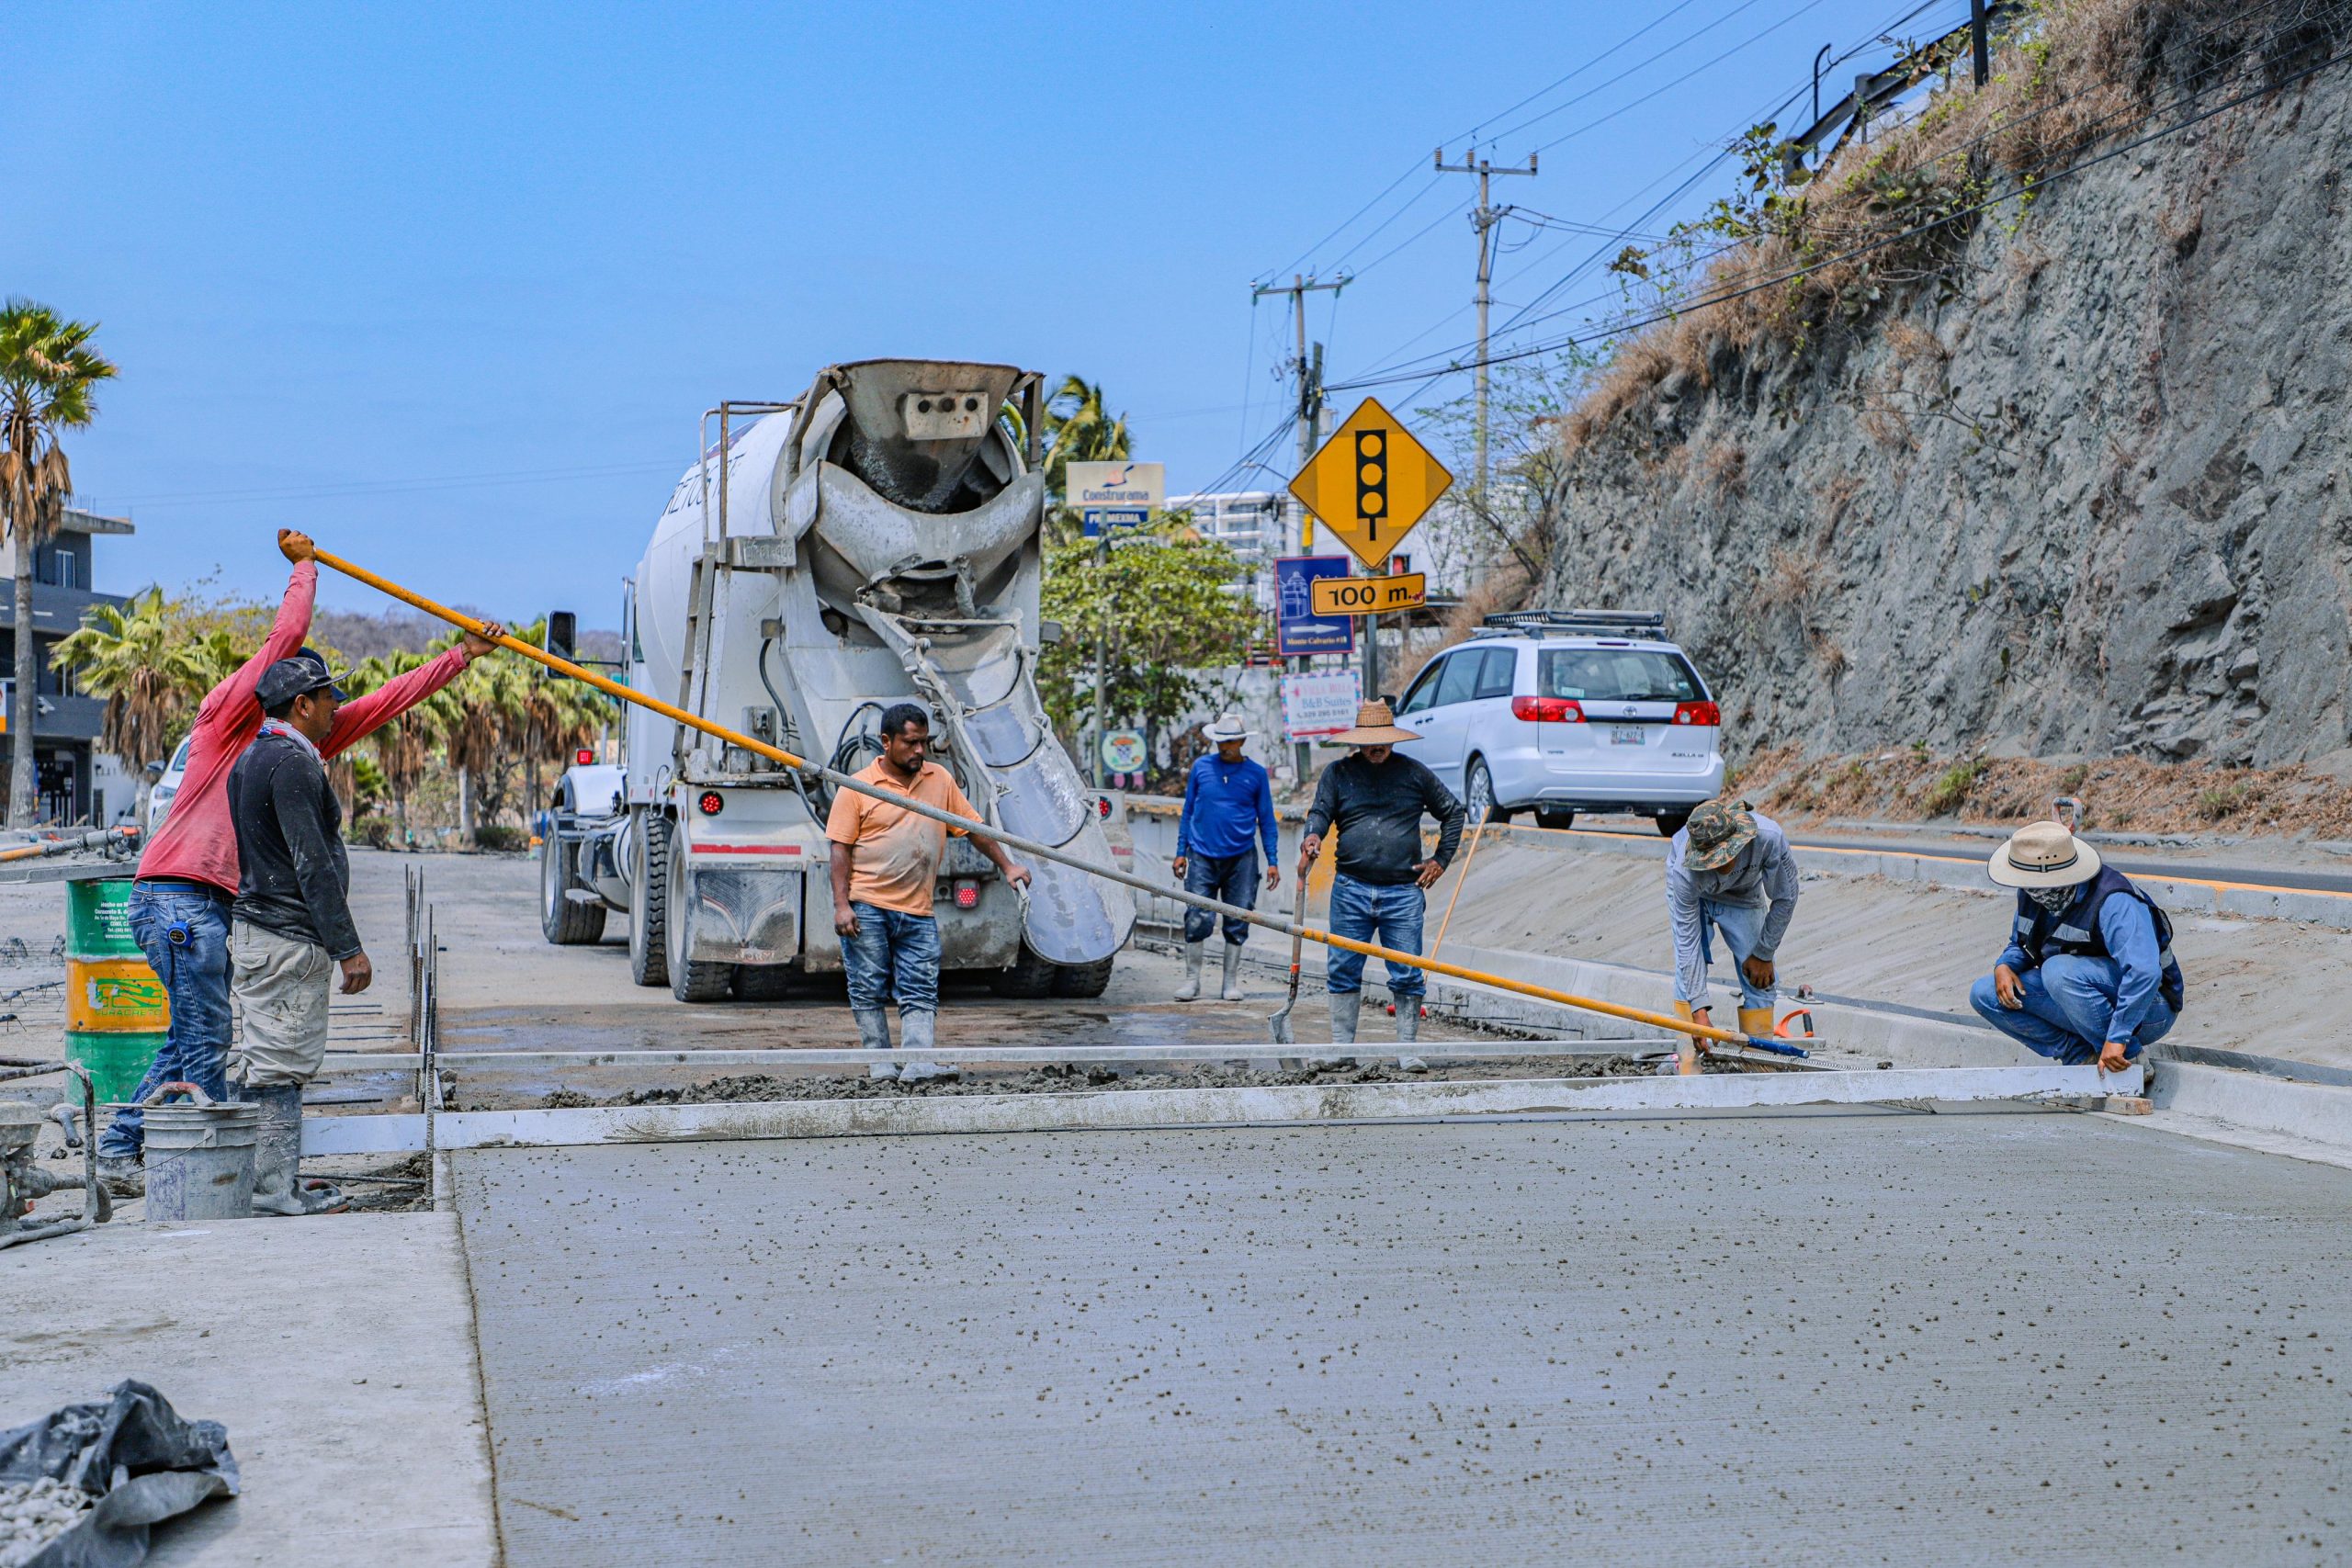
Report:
0,1213,497,1567
453,1111,2351,1565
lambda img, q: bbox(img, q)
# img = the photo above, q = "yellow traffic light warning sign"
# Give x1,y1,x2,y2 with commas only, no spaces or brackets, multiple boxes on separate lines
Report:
1288,398,1453,570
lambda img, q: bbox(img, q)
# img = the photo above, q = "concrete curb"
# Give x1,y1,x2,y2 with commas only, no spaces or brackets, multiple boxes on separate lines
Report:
302,1065,2131,1154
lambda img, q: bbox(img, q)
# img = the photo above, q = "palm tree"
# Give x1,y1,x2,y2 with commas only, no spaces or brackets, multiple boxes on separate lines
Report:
0,301,118,825
50,588,211,818
1041,376,1132,505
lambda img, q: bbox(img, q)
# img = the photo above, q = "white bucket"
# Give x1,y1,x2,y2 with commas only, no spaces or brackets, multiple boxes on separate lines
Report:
139,1088,259,1223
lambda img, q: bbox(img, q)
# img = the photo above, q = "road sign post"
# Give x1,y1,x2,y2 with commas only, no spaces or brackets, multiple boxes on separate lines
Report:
1067,463,1165,785
1288,399,1453,705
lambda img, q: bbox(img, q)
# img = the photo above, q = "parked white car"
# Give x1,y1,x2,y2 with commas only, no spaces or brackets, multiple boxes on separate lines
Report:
1388,611,1724,835
145,735,192,834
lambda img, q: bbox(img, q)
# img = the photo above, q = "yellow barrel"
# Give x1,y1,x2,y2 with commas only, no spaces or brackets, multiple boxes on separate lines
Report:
64,875,170,1104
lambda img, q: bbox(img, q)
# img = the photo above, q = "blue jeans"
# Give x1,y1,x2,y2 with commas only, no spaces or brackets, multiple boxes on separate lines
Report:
1325,874,1426,999
1182,849,1260,944
1698,898,1776,1010
1968,954,2177,1066
841,903,941,1018
98,883,235,1158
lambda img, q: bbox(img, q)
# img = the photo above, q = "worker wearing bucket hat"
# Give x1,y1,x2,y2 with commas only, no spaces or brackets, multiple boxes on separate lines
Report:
1170,713,1280,1002
1301,700,1465,1067
1666,797,1801,1066
1969,820,2184,1073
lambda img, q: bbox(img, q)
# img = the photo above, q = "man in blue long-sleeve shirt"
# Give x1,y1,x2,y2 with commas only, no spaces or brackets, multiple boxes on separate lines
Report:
1170,712,1281,1001
1969,820,2184,1072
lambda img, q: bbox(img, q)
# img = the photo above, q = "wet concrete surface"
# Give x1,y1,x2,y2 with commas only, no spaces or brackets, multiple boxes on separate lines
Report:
455,1111,2350,1565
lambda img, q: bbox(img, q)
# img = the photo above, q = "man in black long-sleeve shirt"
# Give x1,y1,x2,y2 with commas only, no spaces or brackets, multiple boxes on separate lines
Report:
1301,701,1466,1062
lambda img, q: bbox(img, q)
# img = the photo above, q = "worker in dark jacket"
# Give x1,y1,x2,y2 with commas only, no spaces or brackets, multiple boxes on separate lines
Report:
1301,701,1465,1066
226,641,502,1213
1970,819,2184,1072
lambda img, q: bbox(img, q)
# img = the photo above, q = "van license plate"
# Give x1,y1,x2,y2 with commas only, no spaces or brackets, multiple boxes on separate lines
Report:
1610,726,1645,746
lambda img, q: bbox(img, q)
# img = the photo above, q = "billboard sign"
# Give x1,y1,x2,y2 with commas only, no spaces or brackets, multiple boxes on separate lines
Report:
1281,669,1365,742
1068,461,1164,536
1273,555,1356,657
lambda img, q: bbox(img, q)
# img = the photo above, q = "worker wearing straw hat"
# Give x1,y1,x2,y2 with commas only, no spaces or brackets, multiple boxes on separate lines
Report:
1170,712,1280,1003
1301,700,1465,1066
1970,819,2183,1072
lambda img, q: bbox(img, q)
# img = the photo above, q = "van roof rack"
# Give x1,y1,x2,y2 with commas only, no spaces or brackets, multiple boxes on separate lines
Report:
1472,609,1669,639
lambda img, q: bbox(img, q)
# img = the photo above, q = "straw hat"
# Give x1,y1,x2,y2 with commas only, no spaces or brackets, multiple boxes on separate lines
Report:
1987,820,2102,888
1329,700,1419,747
1202,712,1251,743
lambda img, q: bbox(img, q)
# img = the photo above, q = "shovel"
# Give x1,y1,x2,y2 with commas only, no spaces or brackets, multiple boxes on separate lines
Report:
1270,869,1307,1053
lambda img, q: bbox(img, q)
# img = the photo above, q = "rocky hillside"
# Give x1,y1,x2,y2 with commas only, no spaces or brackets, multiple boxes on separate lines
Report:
1542,0,2352,772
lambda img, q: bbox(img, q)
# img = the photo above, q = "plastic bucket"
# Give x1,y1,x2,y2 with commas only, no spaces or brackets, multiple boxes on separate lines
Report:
139,1087,258,1223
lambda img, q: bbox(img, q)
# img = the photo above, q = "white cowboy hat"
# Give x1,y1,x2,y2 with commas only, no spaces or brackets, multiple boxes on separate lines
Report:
1202,712,1251,743
1329,700,1419,747
1987,819,2103,888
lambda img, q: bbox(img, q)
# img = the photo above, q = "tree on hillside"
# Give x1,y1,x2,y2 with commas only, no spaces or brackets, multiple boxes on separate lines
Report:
0,300,118,824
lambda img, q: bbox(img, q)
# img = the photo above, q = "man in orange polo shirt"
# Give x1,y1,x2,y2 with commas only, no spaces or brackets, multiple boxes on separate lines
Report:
825,703,1030,1083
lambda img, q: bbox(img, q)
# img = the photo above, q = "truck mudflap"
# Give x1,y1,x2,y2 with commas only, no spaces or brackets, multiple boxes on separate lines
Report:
862,608,1135,966
682,865,803,965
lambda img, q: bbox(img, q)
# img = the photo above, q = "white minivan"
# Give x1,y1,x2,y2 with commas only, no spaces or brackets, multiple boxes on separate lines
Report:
1388,611,1724,834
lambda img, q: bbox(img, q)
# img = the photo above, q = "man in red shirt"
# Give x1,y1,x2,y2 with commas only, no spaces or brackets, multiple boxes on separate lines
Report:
97,529,502,1177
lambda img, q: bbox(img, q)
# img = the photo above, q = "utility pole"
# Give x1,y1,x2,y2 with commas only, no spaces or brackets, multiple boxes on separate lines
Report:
1250,271,1346,784
1433,147,1537,561
1970,0,1990,86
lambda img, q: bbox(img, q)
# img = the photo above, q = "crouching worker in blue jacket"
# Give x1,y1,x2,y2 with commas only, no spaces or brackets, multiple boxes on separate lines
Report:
1970,820,2184,1073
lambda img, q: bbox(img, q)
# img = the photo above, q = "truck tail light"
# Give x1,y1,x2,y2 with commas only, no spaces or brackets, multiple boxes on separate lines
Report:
575,748,594,765
952,880,979,909
1510,696,1585,723
1672,701,1721,727
697,790,724,816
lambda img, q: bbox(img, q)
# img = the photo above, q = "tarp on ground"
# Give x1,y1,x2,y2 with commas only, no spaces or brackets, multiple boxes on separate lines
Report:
0,1382,238,1568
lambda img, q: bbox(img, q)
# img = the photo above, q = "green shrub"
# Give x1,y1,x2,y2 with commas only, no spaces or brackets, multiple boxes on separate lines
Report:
351,815,394,850
472,825,528,852
1921,760,1986,817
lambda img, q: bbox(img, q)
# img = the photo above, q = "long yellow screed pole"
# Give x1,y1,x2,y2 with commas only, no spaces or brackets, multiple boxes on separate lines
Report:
313,543,1772,1052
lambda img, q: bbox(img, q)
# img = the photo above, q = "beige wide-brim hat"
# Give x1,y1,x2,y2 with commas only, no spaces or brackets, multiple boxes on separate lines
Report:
1202,712,1251,743
1329,700,1419,747
1988,819,2103,888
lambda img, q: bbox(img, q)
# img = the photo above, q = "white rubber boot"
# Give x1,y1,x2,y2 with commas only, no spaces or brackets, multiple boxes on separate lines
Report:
248,1084,343,1216
1174,941,1205,1000
854,1008,897,1079
1396,999,1428,1073
896,1009,958,1084
1219,942,1246,1001
1328,991,1361,1068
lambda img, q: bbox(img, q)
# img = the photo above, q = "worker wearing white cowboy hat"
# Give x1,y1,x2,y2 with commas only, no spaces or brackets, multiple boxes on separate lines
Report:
1969,820,2185,1074
1170,712,1281,1002
1300,700,1465,1069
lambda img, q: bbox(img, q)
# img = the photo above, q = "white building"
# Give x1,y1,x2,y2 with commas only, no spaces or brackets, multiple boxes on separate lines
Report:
1169,490,1295,612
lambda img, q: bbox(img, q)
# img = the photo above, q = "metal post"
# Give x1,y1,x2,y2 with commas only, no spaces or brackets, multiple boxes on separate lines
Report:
1250,271,1348,789
1435,149,1537,562
1091,533,1109,788
1971,0,1990,86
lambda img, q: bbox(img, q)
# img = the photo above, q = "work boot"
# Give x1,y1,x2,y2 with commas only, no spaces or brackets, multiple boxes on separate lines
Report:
247,1084,343,1217
895,1009,958,1085
1219,942,1246,1001
854,1008,897,1080
1736,1006,1776,1043
1327,990,1361,1067
95,1153,143,1200
1396,999,1428,1073
1174,941,1206,1000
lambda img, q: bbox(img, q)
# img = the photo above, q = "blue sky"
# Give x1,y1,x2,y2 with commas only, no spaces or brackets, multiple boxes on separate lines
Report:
6,0,1943,620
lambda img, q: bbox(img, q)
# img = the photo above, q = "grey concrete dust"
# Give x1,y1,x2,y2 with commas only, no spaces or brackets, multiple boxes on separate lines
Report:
455,1114,2350,1566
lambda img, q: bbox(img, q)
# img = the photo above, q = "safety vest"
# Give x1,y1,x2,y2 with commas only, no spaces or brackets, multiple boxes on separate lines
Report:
2011,865,2187,1014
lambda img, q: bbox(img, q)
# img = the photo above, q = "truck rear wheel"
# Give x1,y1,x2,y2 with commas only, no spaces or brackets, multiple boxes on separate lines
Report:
665,826,735,1004
1049,955,1114,998
628,811,669,987
732,964,801,1002
540,833,607,945
990,942,1058,999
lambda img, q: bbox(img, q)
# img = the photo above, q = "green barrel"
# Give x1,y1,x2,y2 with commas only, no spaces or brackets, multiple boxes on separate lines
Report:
64,874,169,1104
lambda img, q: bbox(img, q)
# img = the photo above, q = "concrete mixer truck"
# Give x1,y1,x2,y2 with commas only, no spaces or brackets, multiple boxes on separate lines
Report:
537,359,1133,1003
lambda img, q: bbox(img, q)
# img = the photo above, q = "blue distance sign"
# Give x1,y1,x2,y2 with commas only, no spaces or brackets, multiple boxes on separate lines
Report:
1274,556,1357,658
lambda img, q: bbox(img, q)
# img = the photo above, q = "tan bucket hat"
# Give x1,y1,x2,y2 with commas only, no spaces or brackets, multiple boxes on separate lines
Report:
1988,819,2102,888
1329,700,1419,747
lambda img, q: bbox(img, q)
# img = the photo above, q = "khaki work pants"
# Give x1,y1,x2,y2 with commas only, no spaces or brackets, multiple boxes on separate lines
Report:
230,919,334,1089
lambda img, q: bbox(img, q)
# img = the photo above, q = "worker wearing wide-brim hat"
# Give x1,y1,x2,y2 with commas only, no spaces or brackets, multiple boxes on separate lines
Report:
1666,797,1801,1069
1300,700,1465,1067
1170,712,1280,1003
1970,819,2184,1073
